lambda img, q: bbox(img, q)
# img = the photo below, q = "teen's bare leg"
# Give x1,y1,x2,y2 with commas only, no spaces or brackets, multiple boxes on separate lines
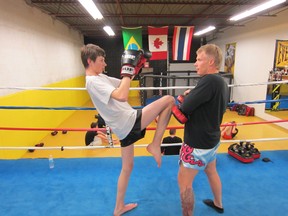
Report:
142,95,175,167
178,164,198,216
114,144,137,216
204,159,223,208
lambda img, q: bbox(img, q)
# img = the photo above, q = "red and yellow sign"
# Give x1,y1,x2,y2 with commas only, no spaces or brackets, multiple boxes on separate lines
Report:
274,40,288,68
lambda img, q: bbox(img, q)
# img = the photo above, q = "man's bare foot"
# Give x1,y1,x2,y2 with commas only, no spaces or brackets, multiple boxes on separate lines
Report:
147,144,162,167
114,203,137,216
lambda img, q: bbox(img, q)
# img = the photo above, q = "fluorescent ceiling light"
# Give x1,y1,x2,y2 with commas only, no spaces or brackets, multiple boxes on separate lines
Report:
103,26,115,36
229,0,286,21
78,0,103,20
194,26,216,36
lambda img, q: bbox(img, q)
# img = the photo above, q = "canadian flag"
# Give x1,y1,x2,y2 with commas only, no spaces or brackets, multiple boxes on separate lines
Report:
148,26,168,60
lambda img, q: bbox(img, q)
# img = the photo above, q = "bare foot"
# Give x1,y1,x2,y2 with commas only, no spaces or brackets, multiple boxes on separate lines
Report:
147,144,162,167
114,203,137,216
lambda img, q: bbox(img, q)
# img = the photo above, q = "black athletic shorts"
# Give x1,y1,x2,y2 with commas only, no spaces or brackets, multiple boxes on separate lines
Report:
120,110,146,147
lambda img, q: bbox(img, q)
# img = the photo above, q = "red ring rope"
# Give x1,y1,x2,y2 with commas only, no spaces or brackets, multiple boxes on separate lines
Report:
0,119,287,132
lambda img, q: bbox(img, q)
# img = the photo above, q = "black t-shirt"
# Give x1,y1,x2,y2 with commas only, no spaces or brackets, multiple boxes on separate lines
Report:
182,74,229,149
161,136,183,155
85,131,98,146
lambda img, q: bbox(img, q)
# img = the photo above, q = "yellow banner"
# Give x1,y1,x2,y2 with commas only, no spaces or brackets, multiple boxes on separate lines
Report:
275,40,288,68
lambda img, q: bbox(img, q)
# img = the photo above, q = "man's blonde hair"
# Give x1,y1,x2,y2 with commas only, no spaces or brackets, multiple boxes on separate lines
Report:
197,44,223,70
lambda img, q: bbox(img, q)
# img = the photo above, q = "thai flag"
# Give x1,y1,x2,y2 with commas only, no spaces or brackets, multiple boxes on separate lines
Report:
172,26,194,61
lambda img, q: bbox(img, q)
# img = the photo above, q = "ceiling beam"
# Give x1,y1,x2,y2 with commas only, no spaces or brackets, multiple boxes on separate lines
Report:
53,13,231,19
79,23,245,29
30,0,254,6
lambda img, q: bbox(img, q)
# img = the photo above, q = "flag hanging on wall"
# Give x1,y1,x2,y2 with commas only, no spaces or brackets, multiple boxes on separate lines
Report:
148,26,168,60
122,26,142,50
172,26,194,61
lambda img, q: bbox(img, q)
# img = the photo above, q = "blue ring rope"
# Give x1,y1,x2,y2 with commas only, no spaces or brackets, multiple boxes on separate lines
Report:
228,98,288,106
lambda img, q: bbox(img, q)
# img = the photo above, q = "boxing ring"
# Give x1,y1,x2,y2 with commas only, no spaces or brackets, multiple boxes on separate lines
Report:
1,79,288,215
1,79,288,154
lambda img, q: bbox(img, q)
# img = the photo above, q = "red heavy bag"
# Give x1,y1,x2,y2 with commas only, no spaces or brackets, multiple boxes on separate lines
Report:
245,107,255,116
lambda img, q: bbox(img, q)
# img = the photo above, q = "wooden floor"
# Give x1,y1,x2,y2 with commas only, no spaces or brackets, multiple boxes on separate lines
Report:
265,109,288,119
22,98,288,159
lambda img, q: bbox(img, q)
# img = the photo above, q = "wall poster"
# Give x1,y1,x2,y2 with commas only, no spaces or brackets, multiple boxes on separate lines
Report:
224,42,236,74
274,40,288,69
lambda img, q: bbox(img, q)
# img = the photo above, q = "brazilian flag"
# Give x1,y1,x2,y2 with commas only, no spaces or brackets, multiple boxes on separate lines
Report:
122,26,142,50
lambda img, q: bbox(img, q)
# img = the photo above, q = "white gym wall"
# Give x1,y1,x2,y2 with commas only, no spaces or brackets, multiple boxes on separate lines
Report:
211,9,288,129
0,0,84,96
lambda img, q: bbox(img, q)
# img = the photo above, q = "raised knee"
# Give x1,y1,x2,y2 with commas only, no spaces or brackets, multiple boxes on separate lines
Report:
165,95,175,106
